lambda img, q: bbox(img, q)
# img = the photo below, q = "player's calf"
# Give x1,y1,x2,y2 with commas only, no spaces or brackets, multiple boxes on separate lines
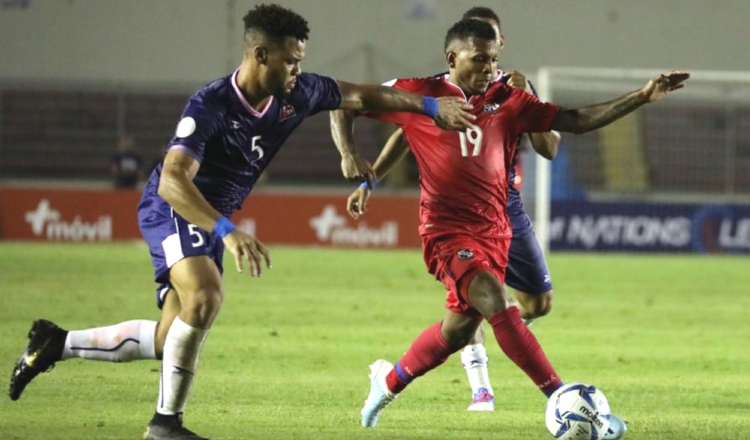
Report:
468,272,563,397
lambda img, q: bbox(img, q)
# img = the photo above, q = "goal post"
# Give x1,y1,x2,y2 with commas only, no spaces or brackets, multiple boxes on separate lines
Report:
532,67,750,255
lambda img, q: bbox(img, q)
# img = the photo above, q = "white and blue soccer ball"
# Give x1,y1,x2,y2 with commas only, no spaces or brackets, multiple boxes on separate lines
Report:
545,383,612,440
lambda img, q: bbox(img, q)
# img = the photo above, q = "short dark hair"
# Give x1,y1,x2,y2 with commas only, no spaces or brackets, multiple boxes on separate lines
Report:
462,6,501,31
243,4,310,44
444,19,497,52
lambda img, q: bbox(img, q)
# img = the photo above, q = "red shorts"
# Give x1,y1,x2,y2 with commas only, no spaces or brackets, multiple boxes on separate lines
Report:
422,234,510,318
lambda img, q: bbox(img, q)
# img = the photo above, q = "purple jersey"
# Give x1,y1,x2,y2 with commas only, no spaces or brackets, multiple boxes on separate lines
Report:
142,70,341,217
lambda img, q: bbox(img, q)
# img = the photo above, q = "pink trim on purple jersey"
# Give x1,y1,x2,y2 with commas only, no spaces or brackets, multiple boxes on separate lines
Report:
231,69,274,118
168,144,200,162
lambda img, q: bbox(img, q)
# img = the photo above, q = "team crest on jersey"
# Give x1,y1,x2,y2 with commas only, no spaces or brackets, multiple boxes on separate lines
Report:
279,104,296,121
484,103,500,113
457,249,474,260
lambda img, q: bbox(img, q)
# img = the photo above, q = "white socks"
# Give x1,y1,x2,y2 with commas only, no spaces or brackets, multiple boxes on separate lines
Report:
157,317,209,416
460,344,494,395
61,320,157,362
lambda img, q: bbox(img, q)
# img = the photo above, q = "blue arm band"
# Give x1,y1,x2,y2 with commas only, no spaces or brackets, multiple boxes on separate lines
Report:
360,179,378,190
422,96,439,120
213,216,236,238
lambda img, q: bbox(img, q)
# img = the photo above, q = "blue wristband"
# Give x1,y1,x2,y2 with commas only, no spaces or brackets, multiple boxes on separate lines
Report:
213,216,236,238
360,179,378,190
422,96,439,120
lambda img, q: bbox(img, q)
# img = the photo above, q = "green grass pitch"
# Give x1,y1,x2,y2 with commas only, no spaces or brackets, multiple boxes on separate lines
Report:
0,243,748,439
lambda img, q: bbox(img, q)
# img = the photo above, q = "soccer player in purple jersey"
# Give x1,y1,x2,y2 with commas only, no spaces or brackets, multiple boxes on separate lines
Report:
7,5,475,440
345,6,560,414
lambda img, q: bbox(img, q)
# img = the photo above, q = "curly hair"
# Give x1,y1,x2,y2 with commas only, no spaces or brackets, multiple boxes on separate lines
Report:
444,19,497,52
243,4,310,44
462,6,501,31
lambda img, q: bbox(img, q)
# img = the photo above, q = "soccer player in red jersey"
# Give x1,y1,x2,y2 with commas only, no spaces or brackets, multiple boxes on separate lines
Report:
342,7,560,414
331,18,688,431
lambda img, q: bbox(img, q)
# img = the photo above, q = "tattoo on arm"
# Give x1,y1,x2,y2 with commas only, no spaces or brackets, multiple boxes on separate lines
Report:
552,89,646,134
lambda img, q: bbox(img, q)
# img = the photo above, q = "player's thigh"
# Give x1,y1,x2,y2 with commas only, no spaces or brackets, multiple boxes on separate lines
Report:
168,255,224,312
466,270,515,318
441,309,482,347
426,235,511,320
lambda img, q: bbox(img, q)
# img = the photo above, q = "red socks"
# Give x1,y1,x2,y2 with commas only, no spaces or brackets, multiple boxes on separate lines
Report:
384,308,562,397
488,307,562,396
385,322,462,394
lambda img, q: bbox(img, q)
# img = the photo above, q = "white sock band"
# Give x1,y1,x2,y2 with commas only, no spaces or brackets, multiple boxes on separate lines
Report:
461,344,489,369
461,344,493,395
61,320,157,362
157,317,209,416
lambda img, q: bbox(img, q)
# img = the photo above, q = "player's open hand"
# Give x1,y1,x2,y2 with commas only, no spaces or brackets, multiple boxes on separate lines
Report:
341,154,376,187
642,71,690,103
346,186,372,220
434,97,476,131
506,71,532,94
222,230,272,277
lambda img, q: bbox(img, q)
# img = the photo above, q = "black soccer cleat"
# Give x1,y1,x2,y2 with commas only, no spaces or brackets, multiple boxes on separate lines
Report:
9,319,67,401
144,413,210,440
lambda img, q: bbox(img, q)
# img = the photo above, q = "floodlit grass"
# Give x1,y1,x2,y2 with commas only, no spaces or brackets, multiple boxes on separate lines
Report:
0,243,748,439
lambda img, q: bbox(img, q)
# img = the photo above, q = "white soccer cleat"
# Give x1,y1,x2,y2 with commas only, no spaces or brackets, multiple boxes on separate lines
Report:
360,359,398,428
603,414,627,439
467,387,495,411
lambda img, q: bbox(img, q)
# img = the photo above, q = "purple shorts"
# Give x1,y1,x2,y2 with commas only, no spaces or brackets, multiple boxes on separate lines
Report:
507,212,553,295
138,195,225,309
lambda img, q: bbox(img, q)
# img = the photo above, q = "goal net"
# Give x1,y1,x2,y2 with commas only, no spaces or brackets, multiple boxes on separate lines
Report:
526,68,750,254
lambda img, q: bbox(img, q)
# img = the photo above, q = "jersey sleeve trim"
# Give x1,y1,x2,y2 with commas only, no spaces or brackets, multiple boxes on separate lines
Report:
168,144,201,162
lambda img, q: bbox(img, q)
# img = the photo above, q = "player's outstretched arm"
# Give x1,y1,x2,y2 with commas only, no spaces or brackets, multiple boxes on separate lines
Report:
336,81,475,131
159,150,271,277
506,71,561,159
551,71,689,134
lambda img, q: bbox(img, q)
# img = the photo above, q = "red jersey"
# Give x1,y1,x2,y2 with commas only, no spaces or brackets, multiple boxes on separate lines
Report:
369,75,560,239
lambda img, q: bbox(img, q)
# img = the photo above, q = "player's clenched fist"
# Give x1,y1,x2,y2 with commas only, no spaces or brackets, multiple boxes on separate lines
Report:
434,97,476,130
222,229,272,277
340,153,376,187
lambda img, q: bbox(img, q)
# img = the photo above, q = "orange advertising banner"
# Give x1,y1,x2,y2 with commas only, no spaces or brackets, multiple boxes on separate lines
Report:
0,188,422,248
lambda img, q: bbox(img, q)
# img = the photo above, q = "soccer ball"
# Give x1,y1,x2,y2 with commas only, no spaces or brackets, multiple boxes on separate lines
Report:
545,383,612,440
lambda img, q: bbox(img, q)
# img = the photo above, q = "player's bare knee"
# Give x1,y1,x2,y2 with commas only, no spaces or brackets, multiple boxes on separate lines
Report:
184,286,224,325
528,292,553,318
